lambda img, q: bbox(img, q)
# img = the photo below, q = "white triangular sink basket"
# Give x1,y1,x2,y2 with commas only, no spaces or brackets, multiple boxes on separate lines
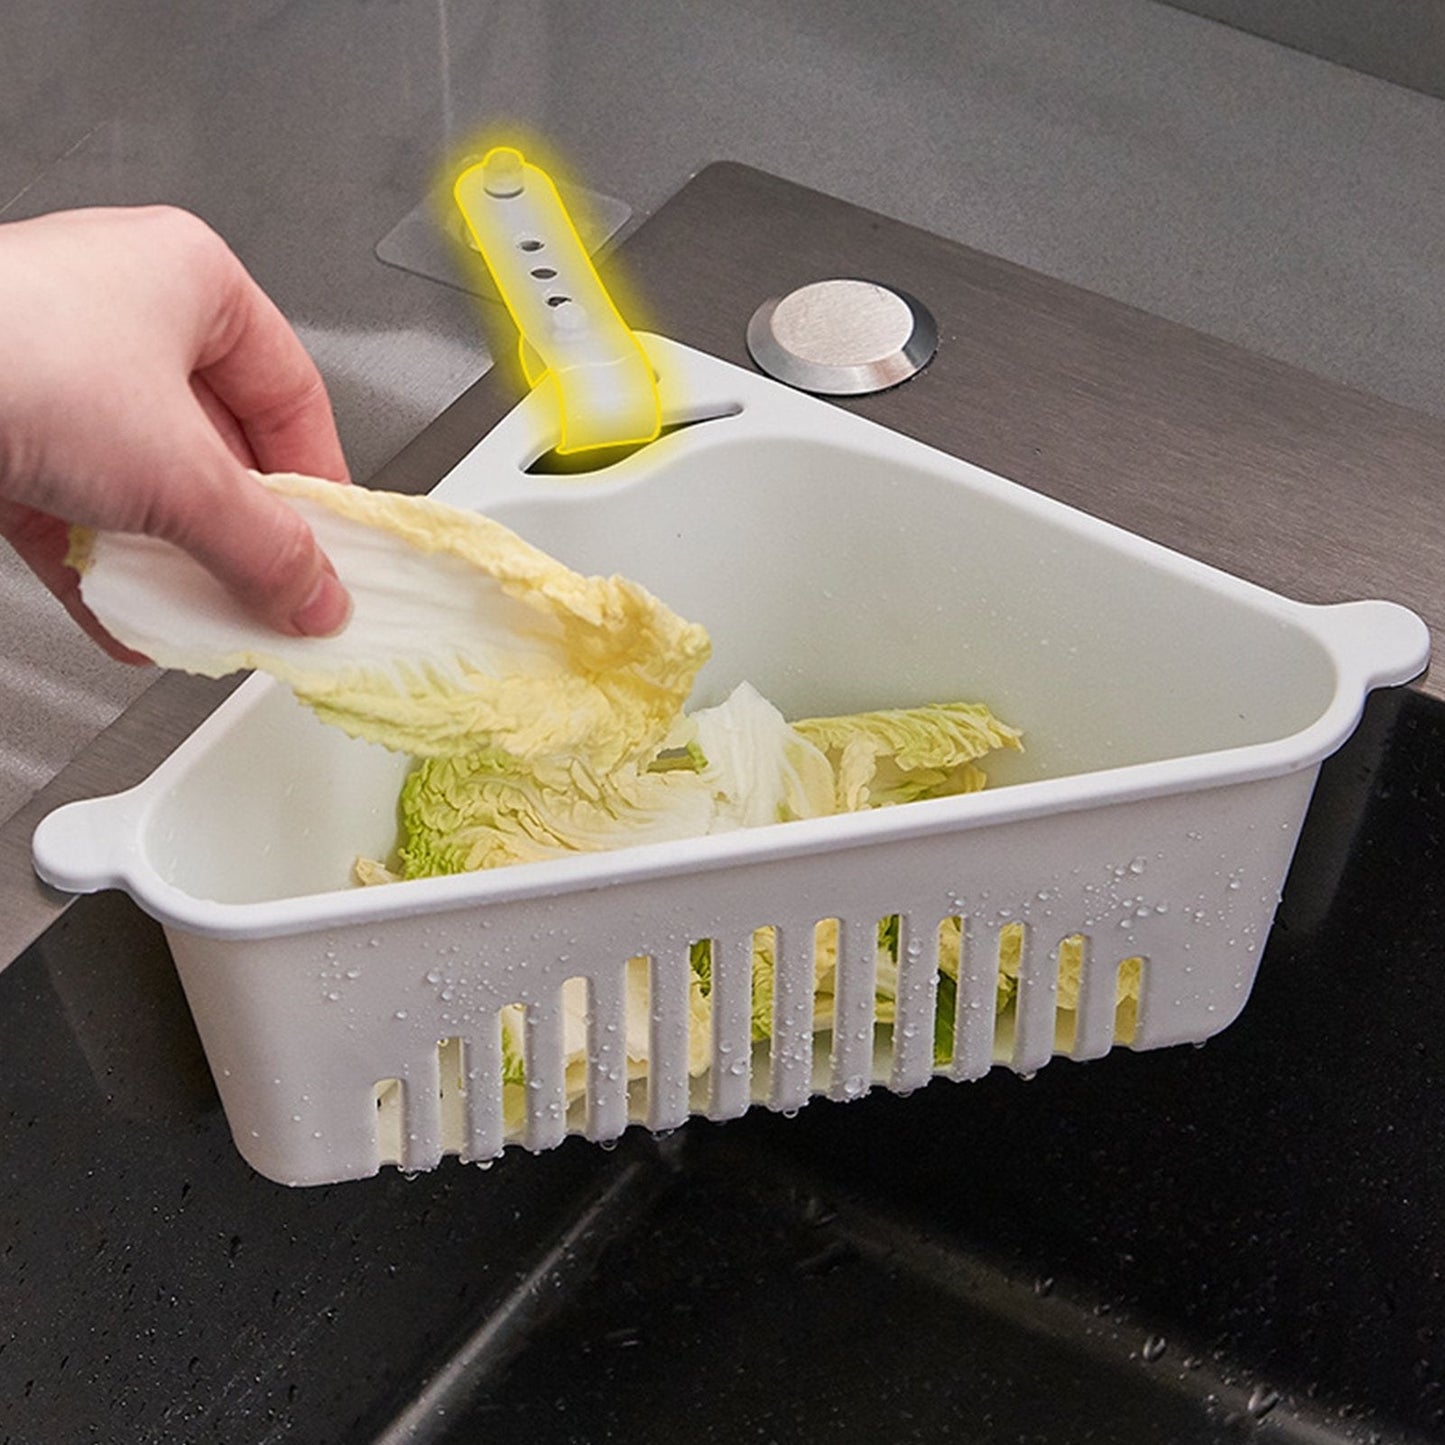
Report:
33,336,1429,1186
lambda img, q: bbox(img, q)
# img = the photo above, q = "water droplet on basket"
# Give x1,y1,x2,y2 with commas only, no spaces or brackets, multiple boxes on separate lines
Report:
842,1075,866,1098
425,969,441,984
1129,857,1146,874
345,968,360,979
782,1108,800,1119
394,1009,408,1020
325,991,341,1002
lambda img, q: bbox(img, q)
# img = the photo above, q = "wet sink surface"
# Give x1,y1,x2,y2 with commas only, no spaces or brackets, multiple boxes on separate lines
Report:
450,1136,1309,1444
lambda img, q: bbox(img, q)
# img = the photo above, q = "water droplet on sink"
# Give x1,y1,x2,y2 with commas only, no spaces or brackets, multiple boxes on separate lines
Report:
1247,1385,1280,1419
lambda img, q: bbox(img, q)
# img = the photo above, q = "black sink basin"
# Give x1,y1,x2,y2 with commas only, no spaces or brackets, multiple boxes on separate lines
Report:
5,684,1441,1444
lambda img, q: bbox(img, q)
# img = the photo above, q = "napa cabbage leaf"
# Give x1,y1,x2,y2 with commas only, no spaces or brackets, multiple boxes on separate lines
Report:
69,472,709,766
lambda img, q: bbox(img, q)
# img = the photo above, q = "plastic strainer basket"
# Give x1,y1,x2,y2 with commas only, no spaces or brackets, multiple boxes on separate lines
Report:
33,336,1429,1186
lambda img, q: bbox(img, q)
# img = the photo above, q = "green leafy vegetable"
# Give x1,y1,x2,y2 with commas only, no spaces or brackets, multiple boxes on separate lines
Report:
792,701,1023,810
395,681,837,878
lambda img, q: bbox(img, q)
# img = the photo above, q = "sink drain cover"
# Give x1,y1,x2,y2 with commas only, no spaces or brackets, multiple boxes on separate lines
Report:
746,278,937,395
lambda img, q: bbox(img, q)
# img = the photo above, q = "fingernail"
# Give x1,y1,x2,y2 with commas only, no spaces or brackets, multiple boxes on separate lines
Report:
292,572,352,637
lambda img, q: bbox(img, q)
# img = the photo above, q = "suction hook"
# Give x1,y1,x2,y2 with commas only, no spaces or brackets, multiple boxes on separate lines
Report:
454,148,661,456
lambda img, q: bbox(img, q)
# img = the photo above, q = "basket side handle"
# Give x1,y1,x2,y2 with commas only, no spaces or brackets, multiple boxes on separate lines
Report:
32,790,149,895
1311,598,1430,692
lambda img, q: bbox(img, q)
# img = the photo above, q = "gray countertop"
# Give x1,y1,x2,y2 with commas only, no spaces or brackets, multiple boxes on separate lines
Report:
2,0,1444,835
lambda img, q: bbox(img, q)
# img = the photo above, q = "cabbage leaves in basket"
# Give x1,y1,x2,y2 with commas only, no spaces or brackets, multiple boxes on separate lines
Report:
361,680,1132,1126
382,682,1023,878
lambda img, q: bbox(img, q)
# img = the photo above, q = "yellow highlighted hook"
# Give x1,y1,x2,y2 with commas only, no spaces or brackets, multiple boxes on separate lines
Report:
454,147,661,456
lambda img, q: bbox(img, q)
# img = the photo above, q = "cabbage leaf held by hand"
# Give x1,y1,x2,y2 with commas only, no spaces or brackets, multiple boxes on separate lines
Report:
68,472,710,766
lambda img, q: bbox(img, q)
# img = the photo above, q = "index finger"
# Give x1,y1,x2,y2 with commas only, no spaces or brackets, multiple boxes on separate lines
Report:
195,254,350,484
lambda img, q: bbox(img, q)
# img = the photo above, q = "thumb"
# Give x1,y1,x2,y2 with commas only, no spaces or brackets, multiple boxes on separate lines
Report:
154,437,352,638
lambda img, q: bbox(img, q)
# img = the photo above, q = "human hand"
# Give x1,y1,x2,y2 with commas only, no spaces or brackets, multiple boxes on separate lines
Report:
0,205,352,662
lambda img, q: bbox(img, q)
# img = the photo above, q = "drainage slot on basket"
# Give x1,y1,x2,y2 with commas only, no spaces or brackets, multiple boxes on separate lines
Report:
928,915,965,1075
871,914,904,1079
373,1077,403,1167
499,1002,529,1146
986,921,1029,1068
437,1036,468,1154
684,941,714,1114
1114,957,1143,1046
